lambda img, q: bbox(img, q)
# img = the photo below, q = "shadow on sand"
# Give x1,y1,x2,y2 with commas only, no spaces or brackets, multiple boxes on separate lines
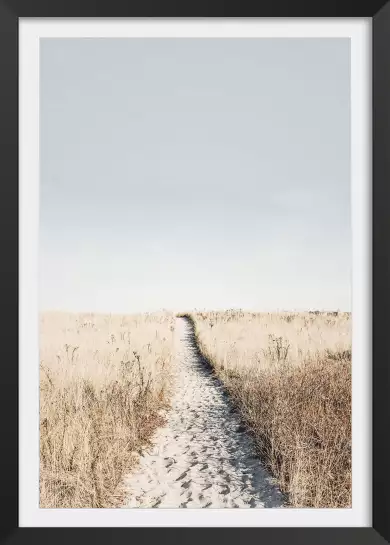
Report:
176,314,287,508
178,314,237,407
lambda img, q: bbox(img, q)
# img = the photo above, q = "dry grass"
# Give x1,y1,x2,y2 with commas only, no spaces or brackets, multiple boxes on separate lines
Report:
40,311,175,508
189,309,351,508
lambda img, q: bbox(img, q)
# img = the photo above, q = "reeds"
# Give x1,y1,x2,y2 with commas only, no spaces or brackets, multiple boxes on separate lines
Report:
39,311,175,508
191,310,351,508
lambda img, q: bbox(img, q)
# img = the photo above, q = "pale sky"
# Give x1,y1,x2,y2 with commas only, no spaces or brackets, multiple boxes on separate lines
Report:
40,38,351,314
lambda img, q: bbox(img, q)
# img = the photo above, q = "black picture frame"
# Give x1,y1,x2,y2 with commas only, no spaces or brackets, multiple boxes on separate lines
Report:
1,2,388,544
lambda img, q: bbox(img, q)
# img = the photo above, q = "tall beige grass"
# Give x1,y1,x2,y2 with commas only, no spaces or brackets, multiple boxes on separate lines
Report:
40,311,175,508
190,310,351,508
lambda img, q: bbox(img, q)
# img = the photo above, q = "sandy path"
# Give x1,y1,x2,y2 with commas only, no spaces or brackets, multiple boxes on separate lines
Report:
123,318,284,508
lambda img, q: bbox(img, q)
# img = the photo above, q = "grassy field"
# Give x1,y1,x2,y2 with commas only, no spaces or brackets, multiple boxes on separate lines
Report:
188,310,351,508
39,311,175,508
40,308,351,509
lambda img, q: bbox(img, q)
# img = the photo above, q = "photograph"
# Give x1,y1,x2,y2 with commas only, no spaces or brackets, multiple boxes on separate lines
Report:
39,36,351,510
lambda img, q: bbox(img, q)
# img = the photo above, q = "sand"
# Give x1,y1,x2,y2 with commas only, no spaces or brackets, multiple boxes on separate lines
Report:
123,317,284,508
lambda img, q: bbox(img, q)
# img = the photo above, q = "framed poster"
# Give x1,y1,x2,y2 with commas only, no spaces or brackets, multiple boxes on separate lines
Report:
1,5,388,545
